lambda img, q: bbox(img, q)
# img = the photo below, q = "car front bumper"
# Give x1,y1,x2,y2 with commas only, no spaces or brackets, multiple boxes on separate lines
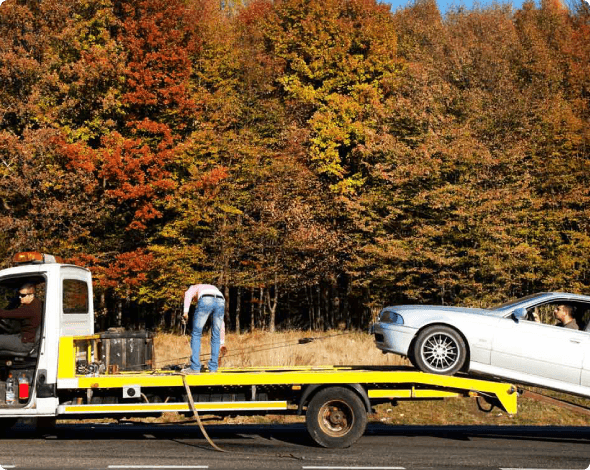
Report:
372,322,417,357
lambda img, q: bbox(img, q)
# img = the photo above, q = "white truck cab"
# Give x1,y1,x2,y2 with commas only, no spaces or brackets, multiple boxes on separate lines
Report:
0,252,93,416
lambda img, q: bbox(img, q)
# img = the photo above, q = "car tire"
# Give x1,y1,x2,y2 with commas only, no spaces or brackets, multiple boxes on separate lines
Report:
413,325,467,375
407,351,419,369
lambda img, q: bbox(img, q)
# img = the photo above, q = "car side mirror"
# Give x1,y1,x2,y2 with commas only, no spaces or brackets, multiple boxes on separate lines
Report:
511,307,527,323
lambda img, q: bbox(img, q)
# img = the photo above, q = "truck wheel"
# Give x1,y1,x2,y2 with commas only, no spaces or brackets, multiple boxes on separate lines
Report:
413,325,467,375
35,417,57,435
0,418,18,431
305,386,367,448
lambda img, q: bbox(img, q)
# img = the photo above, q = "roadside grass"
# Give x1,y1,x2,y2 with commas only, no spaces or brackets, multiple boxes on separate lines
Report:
151,329,590,427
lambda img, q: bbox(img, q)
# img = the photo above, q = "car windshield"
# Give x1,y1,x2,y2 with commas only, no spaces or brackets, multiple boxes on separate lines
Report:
491,292,549,311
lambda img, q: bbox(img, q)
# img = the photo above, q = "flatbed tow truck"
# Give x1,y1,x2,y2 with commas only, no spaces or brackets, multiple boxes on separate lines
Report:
0,252,520,448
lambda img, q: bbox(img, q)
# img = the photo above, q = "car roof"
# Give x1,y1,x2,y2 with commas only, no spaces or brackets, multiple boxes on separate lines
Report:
494,292,590,311
381,292,590,314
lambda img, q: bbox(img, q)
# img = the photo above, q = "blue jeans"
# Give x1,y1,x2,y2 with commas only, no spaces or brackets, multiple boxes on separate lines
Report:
190,296,225,372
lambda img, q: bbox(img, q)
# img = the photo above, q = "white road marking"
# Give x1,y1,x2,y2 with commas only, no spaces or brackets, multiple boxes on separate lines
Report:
108,467,208,469
302,467,405,470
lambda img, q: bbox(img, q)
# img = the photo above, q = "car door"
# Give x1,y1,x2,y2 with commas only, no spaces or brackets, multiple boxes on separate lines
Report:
491,317,587,385
580,326,590,387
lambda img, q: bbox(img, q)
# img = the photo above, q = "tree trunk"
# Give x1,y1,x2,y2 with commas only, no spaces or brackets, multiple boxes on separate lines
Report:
324,281,333,330
250,287,255,332
306,285,314,331
316,285,323,330
235,286,241,334
343,275,351,330
265,273,278,333
224,284,230,327
259,287,264,330
97,291,107,331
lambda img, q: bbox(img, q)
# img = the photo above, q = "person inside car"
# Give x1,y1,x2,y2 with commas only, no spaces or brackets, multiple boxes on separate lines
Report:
553,303,579,330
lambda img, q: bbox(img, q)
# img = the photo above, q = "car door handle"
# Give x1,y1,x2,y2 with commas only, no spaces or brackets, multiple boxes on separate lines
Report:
570,339,582,344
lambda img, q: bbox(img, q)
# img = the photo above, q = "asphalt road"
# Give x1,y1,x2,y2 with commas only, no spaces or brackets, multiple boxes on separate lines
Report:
0,422,589,470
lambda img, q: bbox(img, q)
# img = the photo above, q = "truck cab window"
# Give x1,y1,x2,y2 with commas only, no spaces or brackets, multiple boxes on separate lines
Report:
63,279,89,314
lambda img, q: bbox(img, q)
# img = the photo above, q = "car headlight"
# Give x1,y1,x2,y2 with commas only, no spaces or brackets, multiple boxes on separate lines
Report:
379,308,404,325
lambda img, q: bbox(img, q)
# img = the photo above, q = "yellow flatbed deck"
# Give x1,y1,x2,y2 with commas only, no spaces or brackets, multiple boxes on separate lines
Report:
57,365,517,415
53,336,518,447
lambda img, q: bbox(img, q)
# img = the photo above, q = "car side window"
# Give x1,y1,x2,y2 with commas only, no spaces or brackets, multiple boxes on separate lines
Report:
579,308,590,332
526,301,590,332
526,304,557,325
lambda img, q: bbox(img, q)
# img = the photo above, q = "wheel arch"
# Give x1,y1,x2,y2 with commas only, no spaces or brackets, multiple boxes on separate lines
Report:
408,322,471,372
297,383,372,415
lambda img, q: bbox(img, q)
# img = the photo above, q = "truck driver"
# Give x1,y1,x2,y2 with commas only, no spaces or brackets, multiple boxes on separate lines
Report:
0,282,42,353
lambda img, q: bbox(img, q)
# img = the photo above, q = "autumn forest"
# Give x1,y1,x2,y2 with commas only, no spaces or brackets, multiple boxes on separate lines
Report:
0,0,589,332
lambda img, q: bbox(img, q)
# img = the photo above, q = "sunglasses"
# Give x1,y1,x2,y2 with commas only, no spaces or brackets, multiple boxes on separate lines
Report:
18,293,32,298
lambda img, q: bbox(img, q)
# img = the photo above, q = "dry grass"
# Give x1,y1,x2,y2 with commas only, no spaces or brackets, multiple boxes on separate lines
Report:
153,329,590,427
153,329,408,369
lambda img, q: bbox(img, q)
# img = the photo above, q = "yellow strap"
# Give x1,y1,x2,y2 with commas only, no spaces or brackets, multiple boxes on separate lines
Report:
181,374,226,452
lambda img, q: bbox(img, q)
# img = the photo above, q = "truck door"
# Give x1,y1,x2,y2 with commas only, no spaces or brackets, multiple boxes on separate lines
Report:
60,267,94,337
0,273,46,410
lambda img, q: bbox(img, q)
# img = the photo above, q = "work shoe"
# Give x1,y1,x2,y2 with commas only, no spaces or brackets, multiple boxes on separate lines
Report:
180,367,200,375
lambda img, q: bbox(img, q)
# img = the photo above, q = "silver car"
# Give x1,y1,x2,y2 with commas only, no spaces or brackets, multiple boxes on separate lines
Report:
371,292,590,397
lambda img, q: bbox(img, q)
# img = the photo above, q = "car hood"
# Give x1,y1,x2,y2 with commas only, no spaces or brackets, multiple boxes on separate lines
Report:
381,305,506,327
391,305,503,316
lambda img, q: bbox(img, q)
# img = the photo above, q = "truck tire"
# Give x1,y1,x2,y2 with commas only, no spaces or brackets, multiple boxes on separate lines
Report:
35,417,57,435
413,325,467,375
0,418,18,432
305,386,367,448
